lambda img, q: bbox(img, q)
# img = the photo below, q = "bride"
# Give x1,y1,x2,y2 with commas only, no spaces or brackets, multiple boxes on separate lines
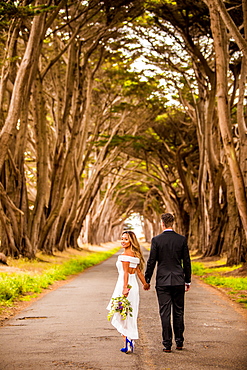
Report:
107,230,149,353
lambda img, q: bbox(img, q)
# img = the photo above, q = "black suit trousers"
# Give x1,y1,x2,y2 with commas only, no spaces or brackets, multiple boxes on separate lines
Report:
156,285,185,348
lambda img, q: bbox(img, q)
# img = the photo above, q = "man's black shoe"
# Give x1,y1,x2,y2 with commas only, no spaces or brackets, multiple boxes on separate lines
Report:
176,341,183,350
163,347,172,353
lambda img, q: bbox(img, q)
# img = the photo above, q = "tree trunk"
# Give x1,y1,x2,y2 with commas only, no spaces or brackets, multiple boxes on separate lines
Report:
209,3,247,246
0,0,46,172
223,164,243,265
209,0,247,57
29,77,49,252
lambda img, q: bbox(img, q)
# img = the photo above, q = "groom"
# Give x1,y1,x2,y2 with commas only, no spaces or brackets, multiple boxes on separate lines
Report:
145,213,191,352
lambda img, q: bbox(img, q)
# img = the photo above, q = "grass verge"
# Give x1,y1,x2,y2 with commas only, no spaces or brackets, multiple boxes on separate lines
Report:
192,259,247,309
0,247,119,312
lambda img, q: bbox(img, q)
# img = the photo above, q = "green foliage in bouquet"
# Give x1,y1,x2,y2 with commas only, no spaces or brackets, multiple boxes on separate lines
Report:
107,295,133,321
107,285,133,321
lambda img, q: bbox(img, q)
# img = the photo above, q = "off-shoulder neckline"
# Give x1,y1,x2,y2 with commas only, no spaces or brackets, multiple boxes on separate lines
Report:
119,254,139,260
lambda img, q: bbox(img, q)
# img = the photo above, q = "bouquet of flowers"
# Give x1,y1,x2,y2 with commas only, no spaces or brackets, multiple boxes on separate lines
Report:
107,285,133,321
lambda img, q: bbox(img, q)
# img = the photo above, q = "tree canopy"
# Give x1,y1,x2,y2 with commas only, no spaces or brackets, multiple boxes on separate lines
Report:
0,0,246,265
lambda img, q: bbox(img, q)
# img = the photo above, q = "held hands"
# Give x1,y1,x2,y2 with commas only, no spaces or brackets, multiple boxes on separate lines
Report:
143,282,150,291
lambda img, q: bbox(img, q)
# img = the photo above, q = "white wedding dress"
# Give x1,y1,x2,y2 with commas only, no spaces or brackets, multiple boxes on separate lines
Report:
107,254,140,340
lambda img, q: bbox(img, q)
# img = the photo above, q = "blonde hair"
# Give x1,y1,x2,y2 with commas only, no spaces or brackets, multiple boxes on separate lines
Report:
122,230,145,271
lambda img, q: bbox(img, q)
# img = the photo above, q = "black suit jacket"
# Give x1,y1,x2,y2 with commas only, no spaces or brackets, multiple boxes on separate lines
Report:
145,230,191,286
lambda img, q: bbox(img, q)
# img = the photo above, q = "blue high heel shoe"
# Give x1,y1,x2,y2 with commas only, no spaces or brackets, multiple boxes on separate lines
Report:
120,337,134,353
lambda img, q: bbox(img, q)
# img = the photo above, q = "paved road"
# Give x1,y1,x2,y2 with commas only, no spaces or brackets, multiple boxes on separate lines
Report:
0,250,246,370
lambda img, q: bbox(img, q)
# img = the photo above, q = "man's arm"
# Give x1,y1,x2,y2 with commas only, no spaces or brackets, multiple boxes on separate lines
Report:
145,238,158,284
182,238,191,285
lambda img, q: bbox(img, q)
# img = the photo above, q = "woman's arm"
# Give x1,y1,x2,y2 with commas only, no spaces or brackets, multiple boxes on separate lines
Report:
136,266,150,290
122,261,130,296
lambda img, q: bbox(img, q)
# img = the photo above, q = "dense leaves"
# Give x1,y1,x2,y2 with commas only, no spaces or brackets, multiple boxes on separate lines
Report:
0,0,246,265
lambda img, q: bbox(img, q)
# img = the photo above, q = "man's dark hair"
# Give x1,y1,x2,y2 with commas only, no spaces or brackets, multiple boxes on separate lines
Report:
161,213,174,227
